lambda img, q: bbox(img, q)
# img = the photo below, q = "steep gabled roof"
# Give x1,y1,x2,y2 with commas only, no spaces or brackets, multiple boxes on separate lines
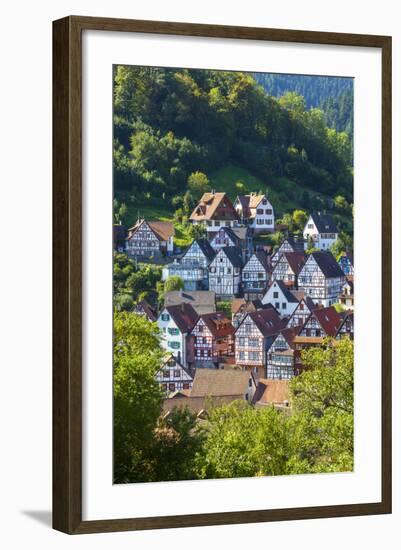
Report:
231,299,274,316
310,213,338,234
183,239,215,262
310,251,345,278
279,252,307,275
191,369,253,397
190,192,238,222
312,306,343,336
131,299,157,322
246,308,286,337
127,219,174,242
278,325,302,348
196,312,235,338
158,354,193,379
336,312,354,336
164,303,199,333
268,280,299,303
252,251,270,271
196,238,216,261
252,379,290,406
164,291,216,315
215,246,243,268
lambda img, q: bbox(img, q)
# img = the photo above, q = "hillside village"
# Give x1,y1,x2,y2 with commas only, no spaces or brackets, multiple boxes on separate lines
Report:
114,190,354,417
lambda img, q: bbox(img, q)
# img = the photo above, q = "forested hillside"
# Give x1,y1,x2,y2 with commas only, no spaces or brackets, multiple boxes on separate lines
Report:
253,73,353,134
113,66,353,228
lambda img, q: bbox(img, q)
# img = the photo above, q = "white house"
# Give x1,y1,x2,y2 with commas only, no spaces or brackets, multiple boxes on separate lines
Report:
242,251,270,300
162,239,215,290
286,296,317,328
157,303,199,367
234,193,275,233
261,279,299,317
298,252,345,307
208,247,243,298
303,213,338,250
126,219,174,257
155,354,194,395
271,237,305,267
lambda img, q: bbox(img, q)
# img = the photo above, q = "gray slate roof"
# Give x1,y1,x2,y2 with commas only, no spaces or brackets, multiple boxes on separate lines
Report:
310,213,338,234
164,291,216,315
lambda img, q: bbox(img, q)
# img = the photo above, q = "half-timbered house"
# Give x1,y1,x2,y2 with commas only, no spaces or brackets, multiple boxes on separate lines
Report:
208,247,243,297
126,219,174,258
162,239,215,290
157,303,198,367
234,193,275,233
270,236,305,267
271,252,306,289
298,251,345,306
261,279,299,317
298,306,342,339
292,306,343,373
286,296,317,328
231,299,274,329
303,213,338,250
336,312,354,340
189,312,235,368
155,354,194,395
209,226,253,262
234,308,286,379
266,326,302,379
242,251,271,300
189,191,239,234
130,299,157,322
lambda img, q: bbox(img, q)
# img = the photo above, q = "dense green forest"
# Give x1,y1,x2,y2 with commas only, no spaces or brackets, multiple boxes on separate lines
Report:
113,66,353,228
253,73,353,134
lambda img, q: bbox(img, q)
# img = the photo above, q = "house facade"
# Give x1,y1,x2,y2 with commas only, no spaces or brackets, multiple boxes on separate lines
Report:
242,252,270,300
189,191,239,234
189,312,235,368
298,306,342,339
271,252,306,289
209,226,253,262
303,213,338,250
234,193,275,233
270,237,305,267
162,239,214,290
155,354,194,395
157,303,198,367
338,279,354,310
298,251,345,307
261,279,298,317
208,247,242,298
126,219,174,258
336,313,354,340
234,308,286,379
338,252,354,276
286,297,317,328
266,328,301,380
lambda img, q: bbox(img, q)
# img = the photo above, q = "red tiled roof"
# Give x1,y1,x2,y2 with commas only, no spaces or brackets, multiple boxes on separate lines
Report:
196,312,235,337
312,306,343,336
165,303,199,333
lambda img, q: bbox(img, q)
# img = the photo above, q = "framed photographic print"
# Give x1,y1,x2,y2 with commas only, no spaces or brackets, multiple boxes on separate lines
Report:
53,16,392,534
